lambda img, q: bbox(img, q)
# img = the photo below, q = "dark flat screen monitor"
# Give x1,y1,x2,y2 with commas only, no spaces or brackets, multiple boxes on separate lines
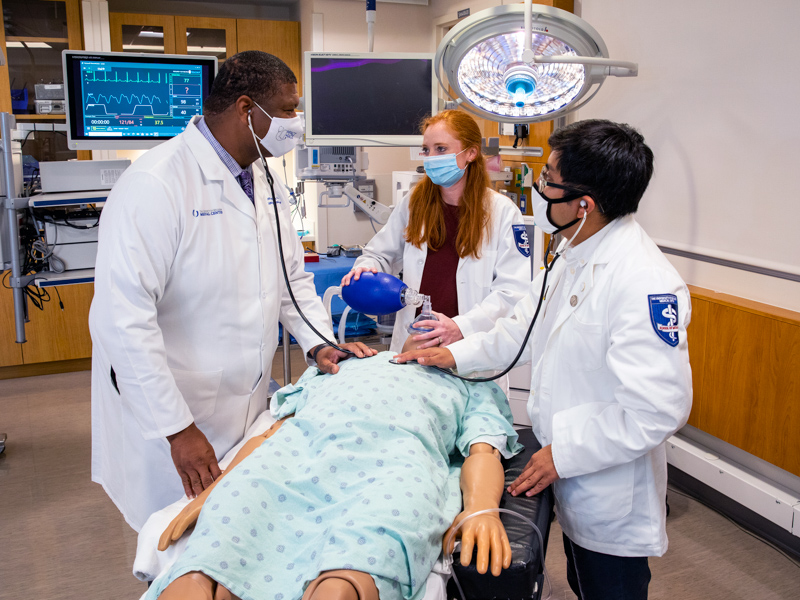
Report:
62,50,217,150
304,52,436,147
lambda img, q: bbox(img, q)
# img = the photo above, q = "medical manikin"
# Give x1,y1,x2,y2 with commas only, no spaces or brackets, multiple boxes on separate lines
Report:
146,339,521,600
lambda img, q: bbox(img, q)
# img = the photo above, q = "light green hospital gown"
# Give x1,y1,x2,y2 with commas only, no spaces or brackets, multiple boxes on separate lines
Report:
148,352,520,600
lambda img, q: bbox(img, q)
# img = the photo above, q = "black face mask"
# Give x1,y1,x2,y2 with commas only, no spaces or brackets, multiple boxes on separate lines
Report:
531,187,584,234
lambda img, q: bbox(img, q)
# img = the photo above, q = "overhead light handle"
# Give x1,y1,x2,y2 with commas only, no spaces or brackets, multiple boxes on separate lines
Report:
534,54,638,76
521,0,636,76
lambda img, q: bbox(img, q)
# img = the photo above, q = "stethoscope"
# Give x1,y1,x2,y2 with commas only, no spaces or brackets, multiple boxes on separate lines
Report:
427,207,587,383
247,106,588,377
247,110,356,357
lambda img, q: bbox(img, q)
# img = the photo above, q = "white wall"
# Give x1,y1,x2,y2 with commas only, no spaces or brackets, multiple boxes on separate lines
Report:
578,0,800,311
102,0,800,312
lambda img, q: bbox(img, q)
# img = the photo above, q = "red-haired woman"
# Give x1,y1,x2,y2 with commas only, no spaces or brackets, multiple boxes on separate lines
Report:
342,110,531,382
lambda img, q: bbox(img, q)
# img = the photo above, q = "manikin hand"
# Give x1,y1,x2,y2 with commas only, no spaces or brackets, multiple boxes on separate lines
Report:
340,266,378,286
158,493,206,552
410,311,464,349
445,444,512,576
314,342,378,374
444,509,511,576
159,417,291,551
507,445,559,497
167,422,222,499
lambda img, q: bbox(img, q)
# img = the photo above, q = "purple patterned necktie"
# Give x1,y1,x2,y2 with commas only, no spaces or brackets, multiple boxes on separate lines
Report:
238,170,255,204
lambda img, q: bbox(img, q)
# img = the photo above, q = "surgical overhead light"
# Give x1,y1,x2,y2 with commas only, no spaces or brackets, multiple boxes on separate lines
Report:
435,1,637,123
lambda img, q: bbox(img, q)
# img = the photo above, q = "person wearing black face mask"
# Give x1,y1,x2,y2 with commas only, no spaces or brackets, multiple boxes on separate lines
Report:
396,120,693,600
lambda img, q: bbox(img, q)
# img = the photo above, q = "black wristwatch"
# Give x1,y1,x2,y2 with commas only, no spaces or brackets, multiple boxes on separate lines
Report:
307,344,323,362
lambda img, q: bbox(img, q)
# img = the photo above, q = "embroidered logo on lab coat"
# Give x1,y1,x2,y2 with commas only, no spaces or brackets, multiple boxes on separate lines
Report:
512,224,530,257
192,208,223,217
648,294,679,347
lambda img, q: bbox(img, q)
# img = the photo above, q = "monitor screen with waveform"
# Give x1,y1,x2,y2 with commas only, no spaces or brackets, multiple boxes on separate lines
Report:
63,51,218,150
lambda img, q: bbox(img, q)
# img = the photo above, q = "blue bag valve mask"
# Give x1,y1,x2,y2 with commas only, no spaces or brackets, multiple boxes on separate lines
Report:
341,272,424,315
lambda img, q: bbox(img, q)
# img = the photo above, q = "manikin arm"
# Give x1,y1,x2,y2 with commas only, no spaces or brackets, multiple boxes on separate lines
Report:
158,416,292,551
443,442,512,576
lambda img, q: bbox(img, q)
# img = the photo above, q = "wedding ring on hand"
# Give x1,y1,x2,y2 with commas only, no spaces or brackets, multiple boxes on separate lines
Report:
438,336,443,345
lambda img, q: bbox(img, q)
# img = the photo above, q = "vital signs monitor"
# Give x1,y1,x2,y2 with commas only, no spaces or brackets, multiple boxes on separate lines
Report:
62,51,217,150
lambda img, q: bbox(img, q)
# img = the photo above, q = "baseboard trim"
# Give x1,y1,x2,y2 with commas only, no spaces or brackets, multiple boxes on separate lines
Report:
0,357,91,380
668,465,800,561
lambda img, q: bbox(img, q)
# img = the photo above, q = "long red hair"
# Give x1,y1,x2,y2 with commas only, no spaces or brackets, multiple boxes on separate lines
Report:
405,110,491,259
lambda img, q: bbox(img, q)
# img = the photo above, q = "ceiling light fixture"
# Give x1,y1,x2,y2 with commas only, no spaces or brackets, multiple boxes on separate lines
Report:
435,0,637,123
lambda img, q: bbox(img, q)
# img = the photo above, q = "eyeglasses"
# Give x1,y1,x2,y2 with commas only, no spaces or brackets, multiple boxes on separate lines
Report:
536,166,589,205
537,166,584,196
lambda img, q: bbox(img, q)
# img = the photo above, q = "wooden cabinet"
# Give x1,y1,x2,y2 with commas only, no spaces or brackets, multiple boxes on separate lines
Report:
108,14,301,81
0,287,24,366
0,281,94,370
109,13,177,54
0,0,89,372
174,17,237,62
0,12,302,372
0,0,82,119
20,283,94,363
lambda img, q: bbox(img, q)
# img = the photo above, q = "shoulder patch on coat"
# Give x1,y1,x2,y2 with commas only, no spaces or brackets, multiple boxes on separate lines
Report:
648,294,679,347
512,224,530,257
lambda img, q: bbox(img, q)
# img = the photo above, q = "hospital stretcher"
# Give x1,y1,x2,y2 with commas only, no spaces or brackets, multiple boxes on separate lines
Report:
134,414,552,600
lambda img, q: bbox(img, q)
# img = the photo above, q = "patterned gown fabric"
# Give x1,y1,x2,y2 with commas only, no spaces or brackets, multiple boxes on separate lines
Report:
147,352,520,600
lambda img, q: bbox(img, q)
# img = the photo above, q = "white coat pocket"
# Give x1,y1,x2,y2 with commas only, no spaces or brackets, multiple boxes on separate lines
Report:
562,316,604,371
169,367,223,424
554,460,634,521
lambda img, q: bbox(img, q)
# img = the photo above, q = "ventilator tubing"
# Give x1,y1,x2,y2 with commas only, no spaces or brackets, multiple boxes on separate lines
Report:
341,271,424,315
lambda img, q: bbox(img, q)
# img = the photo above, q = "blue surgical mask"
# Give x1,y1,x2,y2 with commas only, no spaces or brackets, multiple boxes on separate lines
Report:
423,149,468,188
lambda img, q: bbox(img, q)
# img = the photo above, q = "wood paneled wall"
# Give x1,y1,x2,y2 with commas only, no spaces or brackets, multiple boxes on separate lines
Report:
687,286,800,477
20,283,94,363
0,287,24,366
236,20,302,94
0,282,94,381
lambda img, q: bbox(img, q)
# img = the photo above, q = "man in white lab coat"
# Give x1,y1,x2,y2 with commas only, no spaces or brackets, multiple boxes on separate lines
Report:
396,120,693,600
89,52,374,532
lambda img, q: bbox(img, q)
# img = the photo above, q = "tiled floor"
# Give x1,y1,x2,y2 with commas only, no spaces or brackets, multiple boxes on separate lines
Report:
1,356,799,599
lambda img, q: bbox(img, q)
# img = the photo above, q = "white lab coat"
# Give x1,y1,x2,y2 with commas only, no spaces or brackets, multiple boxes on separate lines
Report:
353,190,531,360
450,215,693,557
89,117,334,531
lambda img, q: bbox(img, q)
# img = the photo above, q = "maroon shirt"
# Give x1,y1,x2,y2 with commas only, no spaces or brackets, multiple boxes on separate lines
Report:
418,202,460,318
